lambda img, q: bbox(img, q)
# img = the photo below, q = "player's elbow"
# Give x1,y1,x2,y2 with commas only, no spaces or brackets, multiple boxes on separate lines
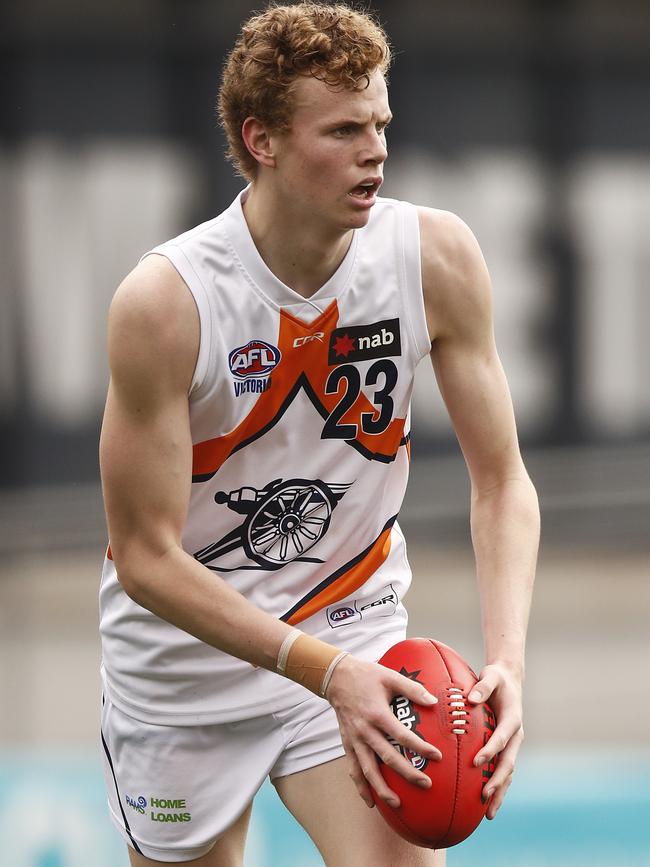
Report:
109,537,158,604
471,472,540,529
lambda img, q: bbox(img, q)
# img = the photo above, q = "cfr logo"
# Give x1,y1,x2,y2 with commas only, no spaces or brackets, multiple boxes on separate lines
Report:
293,333,324,348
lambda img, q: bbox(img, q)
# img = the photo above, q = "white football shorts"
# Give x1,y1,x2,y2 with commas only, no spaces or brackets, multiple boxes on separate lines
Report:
100,689,345,862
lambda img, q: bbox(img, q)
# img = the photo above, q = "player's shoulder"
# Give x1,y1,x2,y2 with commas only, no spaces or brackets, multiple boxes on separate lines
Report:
373,198,482,273
415,206,492,337
158,211,227,252
416,206,484,278
107,254,198,386
110,254,195,337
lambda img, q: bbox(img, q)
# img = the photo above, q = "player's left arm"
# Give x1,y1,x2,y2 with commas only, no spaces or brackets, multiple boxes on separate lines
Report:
419,206,540,819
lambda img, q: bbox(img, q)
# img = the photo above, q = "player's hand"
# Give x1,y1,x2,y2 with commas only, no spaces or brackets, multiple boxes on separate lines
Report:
468,661,524,819
324,654,442,809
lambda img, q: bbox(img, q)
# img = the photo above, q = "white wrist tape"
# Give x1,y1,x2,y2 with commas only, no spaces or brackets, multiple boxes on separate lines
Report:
276,628,303,675
320,650,350,698
276,630,345,696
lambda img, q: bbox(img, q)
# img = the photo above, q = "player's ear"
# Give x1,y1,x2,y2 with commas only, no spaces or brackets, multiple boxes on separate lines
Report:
241,117,277,170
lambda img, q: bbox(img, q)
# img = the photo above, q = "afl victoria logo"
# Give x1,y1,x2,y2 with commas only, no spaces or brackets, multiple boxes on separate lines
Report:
229,340,281,379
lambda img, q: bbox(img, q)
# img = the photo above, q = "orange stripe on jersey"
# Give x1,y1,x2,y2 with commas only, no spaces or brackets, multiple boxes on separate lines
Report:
281,515,396,626
107,544,113,561
192,302,407,480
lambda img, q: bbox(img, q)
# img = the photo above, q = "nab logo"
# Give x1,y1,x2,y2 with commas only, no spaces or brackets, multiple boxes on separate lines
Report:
328,318,401,364
388,694,428,771
229,340,281,379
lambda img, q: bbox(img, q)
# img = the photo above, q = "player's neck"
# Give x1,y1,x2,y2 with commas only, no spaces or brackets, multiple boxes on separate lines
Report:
242,183,353,300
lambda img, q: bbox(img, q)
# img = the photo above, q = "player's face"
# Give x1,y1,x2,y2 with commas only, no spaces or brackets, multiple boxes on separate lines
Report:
271,68,391,231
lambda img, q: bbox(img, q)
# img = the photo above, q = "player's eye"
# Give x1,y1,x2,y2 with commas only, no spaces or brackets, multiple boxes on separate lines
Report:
333,126,353,136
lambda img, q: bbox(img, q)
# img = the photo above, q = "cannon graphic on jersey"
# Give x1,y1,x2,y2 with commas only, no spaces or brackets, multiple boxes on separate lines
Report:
193,478,351,570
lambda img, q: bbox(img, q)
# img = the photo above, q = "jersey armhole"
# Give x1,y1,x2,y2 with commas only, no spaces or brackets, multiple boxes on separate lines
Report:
398,202,431,364
140,245,213,398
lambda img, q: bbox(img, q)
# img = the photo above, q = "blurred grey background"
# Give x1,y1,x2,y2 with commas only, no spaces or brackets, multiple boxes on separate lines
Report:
0,1,649,864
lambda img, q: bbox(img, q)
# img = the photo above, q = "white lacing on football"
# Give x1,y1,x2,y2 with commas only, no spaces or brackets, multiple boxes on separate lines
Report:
448,686,469,734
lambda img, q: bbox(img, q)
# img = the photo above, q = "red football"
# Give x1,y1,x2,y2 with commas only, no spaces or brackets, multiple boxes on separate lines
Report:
373,638,497,849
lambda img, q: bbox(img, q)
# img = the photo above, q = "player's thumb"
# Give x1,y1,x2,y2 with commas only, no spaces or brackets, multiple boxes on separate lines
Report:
468,671,497,704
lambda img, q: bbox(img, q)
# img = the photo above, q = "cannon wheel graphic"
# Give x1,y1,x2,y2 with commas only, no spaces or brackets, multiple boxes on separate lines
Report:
242,479,335,566
193,477,350,571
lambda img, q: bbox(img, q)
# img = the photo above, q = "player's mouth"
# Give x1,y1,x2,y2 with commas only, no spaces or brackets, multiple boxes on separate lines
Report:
347,177,382,206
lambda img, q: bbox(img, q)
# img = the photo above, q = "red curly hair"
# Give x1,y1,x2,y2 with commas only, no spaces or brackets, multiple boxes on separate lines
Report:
218,2,391,180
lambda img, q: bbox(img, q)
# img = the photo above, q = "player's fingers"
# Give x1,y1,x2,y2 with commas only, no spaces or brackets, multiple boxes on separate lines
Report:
355,740,401,808
385,670,438,708
340,731,375,808
474,718,522,766
481,726,523,795
381,714,442,763
481,734,518,820
485,772,513,820
365,729,432,788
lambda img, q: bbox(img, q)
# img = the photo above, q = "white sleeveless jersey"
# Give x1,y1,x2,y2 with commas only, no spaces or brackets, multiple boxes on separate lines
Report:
99,189,431,724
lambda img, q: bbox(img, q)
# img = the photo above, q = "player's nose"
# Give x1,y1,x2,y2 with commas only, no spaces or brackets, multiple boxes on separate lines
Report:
359,129,388,166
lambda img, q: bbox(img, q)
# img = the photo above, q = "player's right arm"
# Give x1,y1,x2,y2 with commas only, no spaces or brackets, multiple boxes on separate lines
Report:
100,255,437,807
